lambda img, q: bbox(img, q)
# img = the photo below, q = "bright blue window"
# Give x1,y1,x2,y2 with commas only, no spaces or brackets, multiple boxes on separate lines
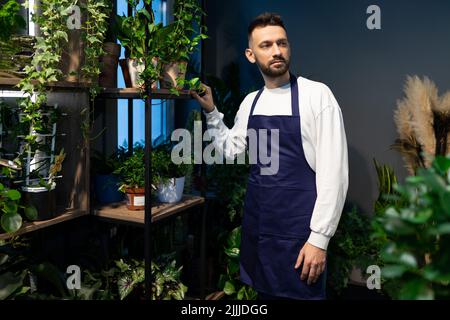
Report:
117,0,169,148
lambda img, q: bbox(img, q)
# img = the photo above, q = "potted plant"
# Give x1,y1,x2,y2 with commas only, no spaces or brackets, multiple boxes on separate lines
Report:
152,143,189,204
20,147,66,221
91,149,126,205
154,0,207,93
0,158,38,233
0,0,33,78
0,183,36,234
114,147,145,210
115,0,161,89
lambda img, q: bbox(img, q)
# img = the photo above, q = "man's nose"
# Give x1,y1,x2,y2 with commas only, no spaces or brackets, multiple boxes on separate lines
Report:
272,43,281,56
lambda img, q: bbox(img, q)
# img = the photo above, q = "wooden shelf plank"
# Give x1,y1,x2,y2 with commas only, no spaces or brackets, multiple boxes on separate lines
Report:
0,209,89,240
0,77,194,100
97,87,193,100
93,195,205,225
0,77,90,90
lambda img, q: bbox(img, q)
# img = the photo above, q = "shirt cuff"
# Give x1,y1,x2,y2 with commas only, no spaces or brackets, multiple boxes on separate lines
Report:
307,231,331,251
202,105,220,118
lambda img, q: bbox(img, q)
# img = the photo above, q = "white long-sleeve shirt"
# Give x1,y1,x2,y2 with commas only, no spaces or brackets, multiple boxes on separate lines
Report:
204,75,349,250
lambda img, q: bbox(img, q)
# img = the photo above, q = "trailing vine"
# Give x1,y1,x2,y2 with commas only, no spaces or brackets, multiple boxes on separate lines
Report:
16,0,110,185
17,0,73,186
81,0,110,99
79,0,111,142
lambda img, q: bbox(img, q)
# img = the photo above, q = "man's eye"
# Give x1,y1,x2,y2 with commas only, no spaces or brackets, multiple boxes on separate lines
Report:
278,41,288,47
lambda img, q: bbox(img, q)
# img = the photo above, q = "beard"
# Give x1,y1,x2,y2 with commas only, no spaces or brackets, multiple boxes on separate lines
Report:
256,55,290,77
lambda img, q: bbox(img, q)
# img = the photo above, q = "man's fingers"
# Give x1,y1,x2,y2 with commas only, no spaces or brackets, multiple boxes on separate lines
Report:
191,90,200,99
300,261,310,281
319,264,326,276
294,249,304,269
307,264,318,285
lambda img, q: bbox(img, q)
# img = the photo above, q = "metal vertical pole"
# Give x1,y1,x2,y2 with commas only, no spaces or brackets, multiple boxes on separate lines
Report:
199,0,207,298
127,3,134,154
144,0,153,301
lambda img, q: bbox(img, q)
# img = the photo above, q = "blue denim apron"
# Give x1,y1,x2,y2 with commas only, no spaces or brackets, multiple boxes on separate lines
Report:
240,73,326,299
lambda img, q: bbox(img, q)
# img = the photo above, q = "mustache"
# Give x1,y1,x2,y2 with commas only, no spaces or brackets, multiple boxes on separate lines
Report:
270,58,286,64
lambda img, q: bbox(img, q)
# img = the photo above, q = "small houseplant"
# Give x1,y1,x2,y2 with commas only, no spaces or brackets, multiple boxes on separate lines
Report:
0,159,38,234
114,147,145,210
17,104,66,221
152,143,189,203
0,0,26,42
0,183,32,234
115,0,161,89
0,0,32,78
91,149,126,204
154,0,207,93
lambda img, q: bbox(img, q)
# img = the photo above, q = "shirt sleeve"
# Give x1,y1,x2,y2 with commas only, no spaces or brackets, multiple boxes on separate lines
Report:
307,85,349,250
202,99,250,161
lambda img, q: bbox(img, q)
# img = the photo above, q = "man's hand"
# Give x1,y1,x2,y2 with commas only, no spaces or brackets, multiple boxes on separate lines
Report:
294,242,327,285
191,83,215,113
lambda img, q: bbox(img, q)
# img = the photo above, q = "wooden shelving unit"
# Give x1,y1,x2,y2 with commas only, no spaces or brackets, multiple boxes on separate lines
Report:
97,87,194,100
0,209,89,240
93,195,205,225
0,77,91,240
0,77,90,90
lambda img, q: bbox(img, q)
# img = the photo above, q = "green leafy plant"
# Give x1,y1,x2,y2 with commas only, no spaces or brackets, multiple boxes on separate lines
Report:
114,146,145,193
156,0,207,64
152,257,188,300
115,0,161,88
152,142,189,187
217,226,257,300
115,1,157,60
372,155,450,299
154,0,207,94
0,183,37,234
0,0,26,42
79,0,112,145
327,207,384,298
0,184,23,233
16,0,74,189
113,259,145,300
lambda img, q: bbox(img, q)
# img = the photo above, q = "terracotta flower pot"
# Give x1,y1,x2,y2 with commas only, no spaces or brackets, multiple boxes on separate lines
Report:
125,187,145,210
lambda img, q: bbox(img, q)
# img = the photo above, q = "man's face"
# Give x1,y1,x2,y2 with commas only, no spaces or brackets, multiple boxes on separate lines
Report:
246,25,291,77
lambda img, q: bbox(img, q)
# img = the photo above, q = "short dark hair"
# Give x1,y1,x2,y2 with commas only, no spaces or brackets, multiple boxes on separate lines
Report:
247,12,286,38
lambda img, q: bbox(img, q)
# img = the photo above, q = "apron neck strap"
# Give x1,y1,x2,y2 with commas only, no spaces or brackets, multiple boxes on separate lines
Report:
249,72,299,117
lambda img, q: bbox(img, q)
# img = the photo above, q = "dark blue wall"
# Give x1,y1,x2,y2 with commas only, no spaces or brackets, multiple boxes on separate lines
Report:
203,0,450,213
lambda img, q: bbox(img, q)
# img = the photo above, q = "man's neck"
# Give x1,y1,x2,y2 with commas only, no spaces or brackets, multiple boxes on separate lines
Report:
262,71,290,89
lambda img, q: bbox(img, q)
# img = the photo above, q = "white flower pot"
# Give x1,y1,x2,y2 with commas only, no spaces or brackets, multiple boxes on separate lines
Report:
157,176,185,203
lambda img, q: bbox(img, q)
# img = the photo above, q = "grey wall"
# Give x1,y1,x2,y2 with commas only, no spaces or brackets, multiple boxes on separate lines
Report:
203,0,450,214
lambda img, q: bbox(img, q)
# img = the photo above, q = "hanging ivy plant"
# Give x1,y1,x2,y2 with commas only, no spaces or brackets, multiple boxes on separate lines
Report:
79,0,111,143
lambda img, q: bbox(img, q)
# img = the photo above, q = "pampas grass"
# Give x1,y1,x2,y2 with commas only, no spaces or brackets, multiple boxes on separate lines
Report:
393,76,450,174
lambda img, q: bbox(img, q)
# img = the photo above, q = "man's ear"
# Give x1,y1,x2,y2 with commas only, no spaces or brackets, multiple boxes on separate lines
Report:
245,48,256,64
